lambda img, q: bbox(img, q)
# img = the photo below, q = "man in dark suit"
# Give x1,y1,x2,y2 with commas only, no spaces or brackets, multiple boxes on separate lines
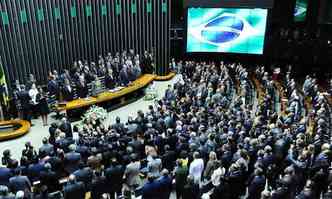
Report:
64,145,81,174
72,163,93,189
142,51,152,74
162,145,176,172
142,173,159,199
18,85,32,124
59,117,73,138
55,137,74,154
39,137,54,158
39,163,60,193
63,175,85,199
75,76,88,99
175,159,188,199
47,75,59,98
8,169,31,194
46,151,65,178
105,158,124,199
26,159,45,182
105,69,115,89
61,79,74,102
48,123,58,145
91,171,107,199
226,163,244,199
182,175,200,199
248,168,266,199
111,117,125,134
156,169,172,199
0,166,12,186
119,65,129,86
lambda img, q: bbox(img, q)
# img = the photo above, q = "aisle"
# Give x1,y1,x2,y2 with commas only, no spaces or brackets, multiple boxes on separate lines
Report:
0,76,180,162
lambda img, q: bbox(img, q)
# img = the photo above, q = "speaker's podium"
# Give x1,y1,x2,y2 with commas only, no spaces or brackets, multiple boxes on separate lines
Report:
56,74,155,120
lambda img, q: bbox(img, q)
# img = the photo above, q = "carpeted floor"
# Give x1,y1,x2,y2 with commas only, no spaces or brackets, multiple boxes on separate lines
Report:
0,76,181,162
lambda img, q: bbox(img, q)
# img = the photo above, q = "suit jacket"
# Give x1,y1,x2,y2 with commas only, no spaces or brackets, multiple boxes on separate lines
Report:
46,156,65,178
18,90,32,110
75,145,91,162
119,69,129,86
9,175,31,193
73,168,93,188
39,144,54,157
47,80,59,97
55,138,74,152
27,163,45,182
142,180,159,199
63,182,85,199
248,175,266,199
161,151,176,172
105,74,115,89
226,170,244,198
124,162,141,187
64,152,81,174
210,179,231,199
75,82,88,99
39,170,61,193
0,167,12,186
105,165,124,191
156,175,172,199
111,123,125,134
182,183,200,199
91,176,107,199
59,122,73,138
62,85,74,102
48,127,57,145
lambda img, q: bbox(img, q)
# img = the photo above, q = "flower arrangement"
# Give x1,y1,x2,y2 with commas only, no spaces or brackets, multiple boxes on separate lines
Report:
81,105,108,124
144,83,158,101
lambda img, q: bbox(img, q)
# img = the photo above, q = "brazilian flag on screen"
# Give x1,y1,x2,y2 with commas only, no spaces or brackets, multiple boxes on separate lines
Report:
294,0,308,22
0,60,9,106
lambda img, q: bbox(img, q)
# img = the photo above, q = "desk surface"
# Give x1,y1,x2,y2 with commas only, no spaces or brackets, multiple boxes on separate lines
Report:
0,120,31,141
57,74,156,111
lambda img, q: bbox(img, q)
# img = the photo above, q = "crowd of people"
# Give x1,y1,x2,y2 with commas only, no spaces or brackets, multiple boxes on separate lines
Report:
0,60,331,199
11,50,154,125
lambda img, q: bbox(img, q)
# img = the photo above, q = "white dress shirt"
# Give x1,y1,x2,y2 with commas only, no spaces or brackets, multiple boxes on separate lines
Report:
189,158,204,184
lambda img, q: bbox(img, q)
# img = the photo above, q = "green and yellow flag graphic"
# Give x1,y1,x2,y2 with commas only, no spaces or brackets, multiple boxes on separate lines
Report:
0,59,9,106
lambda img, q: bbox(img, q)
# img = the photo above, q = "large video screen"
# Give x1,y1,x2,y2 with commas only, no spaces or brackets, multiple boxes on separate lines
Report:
294,0,308,22
186,8,268,55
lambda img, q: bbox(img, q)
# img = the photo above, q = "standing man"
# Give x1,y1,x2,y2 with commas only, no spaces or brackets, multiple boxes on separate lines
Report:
18,85,32,124
189,152,204,186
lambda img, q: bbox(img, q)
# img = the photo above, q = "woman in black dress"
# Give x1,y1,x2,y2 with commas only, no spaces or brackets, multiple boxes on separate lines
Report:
38,87,50,126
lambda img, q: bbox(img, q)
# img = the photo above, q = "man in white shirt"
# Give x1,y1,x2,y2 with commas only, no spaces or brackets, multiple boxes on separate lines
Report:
189,152,204,185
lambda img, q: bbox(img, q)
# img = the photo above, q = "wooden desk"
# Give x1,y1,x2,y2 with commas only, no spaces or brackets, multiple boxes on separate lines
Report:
57,74,156,112
0,120,31,141
154,72,176,81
